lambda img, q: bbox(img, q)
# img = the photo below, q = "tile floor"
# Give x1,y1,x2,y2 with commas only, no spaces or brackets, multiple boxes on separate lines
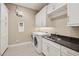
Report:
3,43,42,56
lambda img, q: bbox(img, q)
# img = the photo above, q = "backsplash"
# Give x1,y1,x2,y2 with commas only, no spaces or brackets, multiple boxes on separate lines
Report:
34,27,56,34
50,15,79,38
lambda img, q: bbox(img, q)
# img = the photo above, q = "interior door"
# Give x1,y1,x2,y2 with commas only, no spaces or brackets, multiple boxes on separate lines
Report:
1,3,8,55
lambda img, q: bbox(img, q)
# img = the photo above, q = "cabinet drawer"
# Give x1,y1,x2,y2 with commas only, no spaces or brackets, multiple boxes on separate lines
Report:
61,46,79,56
47,40,60,49
61,52,73,56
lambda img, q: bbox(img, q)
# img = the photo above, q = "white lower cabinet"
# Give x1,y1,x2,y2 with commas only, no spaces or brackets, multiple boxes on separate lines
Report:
61,46,79,56
42,38,48,55
42,38,60,56
47,41,60,56
42,38,79,56
61,52,73,56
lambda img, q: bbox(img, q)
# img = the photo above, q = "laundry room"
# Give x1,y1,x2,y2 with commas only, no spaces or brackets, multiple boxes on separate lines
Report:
0,1,79,57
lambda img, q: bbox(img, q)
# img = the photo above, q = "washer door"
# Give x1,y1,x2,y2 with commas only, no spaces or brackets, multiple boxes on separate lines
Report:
34,37,38,47
33,36,42,54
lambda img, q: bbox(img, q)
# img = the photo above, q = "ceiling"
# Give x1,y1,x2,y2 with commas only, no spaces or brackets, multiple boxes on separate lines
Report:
14,3,48,11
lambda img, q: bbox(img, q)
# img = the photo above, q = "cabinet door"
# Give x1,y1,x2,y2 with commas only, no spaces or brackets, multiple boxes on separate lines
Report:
35,6,47,27
35,13,41,27
61,46,79,56
42,39,60,56
67,3,79,26
47,41,60,56
42,38,48,55
41,6,47,27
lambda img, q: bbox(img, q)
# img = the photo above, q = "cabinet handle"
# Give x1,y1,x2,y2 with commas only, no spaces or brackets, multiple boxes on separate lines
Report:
47,45,49,52
67,16,70,23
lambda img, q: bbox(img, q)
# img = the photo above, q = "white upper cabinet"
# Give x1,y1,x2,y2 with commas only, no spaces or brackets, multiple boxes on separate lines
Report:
35,6,47,27
35,3,67,27
35,3,79,27
35,12,41,27
67,3,79,26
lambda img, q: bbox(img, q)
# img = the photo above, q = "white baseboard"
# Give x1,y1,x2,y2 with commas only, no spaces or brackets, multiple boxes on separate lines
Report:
8,41,32,47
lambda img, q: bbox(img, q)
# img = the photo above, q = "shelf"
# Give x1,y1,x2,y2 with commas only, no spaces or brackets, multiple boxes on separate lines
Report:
49,9,67,19
67,23,79,26
47,4,67,16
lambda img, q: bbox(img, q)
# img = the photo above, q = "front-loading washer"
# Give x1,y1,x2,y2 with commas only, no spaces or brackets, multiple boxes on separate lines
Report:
31,32,48,54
